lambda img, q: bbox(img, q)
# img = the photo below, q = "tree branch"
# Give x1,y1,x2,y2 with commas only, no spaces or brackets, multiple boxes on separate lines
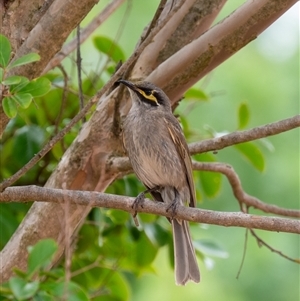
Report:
0,186,299,234
132,0,226,77
147,0,298,102
42,0,126,74
189,115,300,154
192,162,300,218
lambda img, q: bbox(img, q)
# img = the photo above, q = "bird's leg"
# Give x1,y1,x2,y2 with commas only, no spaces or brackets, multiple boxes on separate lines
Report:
132,186,160,218
166,188,180,220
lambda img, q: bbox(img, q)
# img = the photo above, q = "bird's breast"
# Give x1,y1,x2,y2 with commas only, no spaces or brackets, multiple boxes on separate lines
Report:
123,111,186,190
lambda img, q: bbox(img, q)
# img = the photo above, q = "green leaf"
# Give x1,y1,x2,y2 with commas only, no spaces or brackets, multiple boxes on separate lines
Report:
41,282,89,301
2,96,17,118
0,67,4,82
234,142,265,172
9,277,39,300
144,223,170,247
194,153,222,198
0,34,11,67
12,268,28,279
9,76,30,93
13,93,33,109
194,239,229,258
2,75,22,85
93,36,125,63
106,209,129,225
238,102,250,129
134,231,157,267
8,53,40,69
33,291,56,301
12,125,46,167
18,77,51,97
27,239,58,277
185,88,209,101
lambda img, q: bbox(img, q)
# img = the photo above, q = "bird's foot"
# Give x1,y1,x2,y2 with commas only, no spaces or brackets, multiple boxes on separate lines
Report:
132,186,160,218
132,192,146,218
166,189,180,220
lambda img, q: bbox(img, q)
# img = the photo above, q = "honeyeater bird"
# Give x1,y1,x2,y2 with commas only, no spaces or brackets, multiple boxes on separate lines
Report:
118,79,200,285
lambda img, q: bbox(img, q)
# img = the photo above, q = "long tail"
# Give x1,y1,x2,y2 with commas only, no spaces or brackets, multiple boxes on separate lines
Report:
172,219,200,285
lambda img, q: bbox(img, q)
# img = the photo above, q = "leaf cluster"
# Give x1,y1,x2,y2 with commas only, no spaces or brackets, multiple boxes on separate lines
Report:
0,35,51,118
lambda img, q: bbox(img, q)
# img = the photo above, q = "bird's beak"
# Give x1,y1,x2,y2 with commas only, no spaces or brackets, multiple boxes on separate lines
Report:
117,79,137,92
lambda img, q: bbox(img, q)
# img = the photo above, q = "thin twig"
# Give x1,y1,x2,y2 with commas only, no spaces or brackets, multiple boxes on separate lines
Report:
140,0,167,43
236,229,249,279
54,65,69,138
1,186,299,235
250,229,300,263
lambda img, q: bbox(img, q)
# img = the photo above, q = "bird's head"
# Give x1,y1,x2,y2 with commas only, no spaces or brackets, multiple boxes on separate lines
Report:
117,79,171,111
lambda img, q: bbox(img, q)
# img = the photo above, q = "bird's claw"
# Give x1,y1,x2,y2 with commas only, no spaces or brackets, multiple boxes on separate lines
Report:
132,192,146,218
166,199,179,220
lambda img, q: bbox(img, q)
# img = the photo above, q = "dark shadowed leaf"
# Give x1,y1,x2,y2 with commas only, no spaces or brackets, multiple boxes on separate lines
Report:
133,231,157,267
12,125,45,166
27,239,58,277
41,282,89,301
144,222,170,247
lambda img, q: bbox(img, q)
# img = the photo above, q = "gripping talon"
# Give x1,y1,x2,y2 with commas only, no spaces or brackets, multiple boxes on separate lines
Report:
132,192,146,217
166,189,180,219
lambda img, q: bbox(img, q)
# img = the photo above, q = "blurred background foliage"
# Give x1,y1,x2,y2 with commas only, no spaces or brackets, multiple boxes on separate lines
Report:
0,0,299,300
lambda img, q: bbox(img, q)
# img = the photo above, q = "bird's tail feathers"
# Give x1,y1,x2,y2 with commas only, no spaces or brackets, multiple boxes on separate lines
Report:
172,219,200,285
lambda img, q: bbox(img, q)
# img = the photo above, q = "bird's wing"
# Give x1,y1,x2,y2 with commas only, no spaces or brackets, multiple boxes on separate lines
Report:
164,116,196,208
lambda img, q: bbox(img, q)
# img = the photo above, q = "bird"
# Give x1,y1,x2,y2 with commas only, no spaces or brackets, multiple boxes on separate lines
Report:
118,79,200,285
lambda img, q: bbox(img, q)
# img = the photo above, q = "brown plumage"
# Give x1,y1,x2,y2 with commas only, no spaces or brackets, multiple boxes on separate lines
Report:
119,79,200,285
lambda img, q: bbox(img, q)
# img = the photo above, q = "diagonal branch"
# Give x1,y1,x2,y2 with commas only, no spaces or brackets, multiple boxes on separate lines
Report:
147,0,298,102
43,0,126,74
189,115,300,154
0,186,299,234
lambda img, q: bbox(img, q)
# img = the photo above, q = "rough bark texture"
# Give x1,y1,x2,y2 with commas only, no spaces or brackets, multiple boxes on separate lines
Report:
0,0,297,282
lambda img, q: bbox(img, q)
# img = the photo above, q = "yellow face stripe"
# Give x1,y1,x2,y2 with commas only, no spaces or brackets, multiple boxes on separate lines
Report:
137,88,158,104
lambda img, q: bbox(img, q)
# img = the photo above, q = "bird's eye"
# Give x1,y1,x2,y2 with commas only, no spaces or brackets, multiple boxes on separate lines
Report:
137,88,158,104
